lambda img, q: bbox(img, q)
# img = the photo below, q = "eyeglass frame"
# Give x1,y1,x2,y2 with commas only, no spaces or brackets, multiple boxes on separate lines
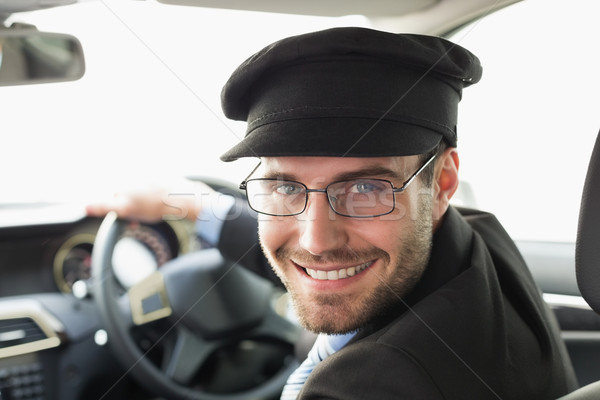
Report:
238,153,437,218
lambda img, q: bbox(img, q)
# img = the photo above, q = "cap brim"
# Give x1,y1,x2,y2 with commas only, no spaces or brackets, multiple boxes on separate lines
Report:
220,118,443,162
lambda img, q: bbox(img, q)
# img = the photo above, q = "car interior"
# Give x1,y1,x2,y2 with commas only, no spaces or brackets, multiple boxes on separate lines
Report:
1,0,599,399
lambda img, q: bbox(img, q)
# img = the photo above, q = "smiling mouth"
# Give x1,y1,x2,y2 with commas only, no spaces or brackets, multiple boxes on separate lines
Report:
302,261,373,281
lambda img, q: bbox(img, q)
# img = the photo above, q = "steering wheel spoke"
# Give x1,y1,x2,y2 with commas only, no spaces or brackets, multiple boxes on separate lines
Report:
128,271,173,326
162,325,218,384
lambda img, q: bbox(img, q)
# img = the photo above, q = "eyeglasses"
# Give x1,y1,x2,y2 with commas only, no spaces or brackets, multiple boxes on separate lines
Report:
239,154,437,218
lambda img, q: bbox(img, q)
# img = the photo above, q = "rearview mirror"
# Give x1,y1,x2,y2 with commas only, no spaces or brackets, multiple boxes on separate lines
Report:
0,26,85,86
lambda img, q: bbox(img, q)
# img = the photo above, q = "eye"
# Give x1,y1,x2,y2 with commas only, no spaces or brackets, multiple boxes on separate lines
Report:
347,180,387,194
274,182,304,196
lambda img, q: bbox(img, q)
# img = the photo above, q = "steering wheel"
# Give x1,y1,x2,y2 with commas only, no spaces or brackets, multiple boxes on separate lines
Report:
91,211,301,400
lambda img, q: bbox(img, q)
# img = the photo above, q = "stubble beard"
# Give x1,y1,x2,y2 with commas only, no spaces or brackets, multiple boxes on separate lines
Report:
261,198,434,335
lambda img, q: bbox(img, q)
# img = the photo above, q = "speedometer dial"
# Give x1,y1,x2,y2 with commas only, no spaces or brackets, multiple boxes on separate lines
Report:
53,233,95,293
111,222,173,289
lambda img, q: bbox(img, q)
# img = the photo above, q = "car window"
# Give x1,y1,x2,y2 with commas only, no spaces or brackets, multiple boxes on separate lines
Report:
448,0,600,242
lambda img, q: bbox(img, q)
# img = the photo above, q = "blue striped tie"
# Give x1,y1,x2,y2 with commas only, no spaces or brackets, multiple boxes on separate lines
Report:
280,332,355,400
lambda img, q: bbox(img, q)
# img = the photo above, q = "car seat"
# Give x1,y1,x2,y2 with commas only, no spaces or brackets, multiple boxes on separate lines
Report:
558,129,600,399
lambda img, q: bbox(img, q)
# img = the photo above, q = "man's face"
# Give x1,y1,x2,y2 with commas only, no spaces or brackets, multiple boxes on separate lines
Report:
257,156,436,334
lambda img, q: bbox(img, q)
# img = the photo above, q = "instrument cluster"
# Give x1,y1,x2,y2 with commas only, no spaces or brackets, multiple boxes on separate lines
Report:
53,219,195,293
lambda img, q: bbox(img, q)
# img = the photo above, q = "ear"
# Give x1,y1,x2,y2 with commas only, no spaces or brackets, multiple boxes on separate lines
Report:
432,147,459,223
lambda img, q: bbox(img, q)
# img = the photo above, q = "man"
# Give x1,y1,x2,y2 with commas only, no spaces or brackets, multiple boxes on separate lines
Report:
89,27,577,398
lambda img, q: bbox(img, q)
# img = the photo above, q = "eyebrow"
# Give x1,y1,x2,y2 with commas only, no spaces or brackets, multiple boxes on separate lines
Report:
261,165,404,182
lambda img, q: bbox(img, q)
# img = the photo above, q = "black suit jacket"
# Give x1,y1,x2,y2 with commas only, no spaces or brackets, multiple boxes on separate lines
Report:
218,203,577,399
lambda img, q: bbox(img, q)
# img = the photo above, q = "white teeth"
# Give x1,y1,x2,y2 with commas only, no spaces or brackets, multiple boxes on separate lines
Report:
305,262,371,281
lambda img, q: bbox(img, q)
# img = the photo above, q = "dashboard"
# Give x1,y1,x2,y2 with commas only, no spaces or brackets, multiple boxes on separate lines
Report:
0,204,199,400
0,205,197,297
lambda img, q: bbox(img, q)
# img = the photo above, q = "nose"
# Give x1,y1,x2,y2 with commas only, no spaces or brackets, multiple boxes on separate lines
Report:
298,192,347,256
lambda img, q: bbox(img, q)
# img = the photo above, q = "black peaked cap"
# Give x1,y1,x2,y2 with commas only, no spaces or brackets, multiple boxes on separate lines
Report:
220,27,482,162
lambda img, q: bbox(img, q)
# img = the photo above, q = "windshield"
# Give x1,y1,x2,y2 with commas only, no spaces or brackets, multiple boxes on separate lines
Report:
1,1,368,204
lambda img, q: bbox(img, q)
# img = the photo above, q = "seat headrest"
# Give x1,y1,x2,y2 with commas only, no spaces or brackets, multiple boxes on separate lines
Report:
576,129,600,312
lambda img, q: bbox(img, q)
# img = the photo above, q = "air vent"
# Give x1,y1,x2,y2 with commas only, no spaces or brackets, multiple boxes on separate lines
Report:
0,317,47,348
0,299,64,359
